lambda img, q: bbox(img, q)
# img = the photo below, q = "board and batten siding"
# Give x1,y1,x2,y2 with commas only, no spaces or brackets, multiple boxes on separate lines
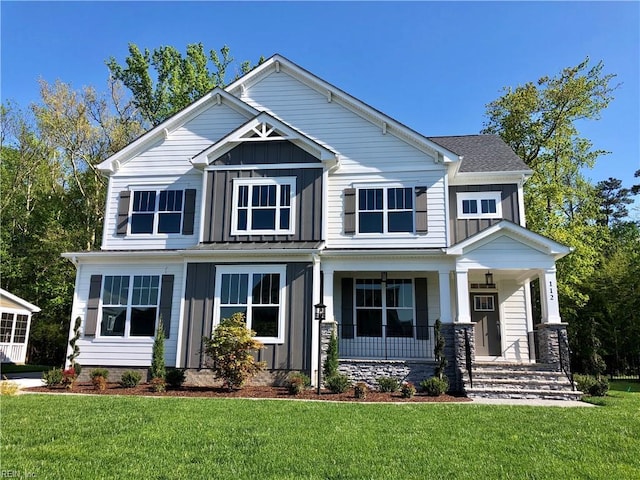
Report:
103,173,202,250
181,262,313,371
70,262,184,367
202,168,323,243
449,184,520,244
496,280,530,362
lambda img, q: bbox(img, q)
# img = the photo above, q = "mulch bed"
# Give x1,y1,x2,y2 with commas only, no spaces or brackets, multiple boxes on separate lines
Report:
26,383,470,403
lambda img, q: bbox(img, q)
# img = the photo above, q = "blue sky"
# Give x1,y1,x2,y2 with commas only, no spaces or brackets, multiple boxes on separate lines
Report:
2,1,639,201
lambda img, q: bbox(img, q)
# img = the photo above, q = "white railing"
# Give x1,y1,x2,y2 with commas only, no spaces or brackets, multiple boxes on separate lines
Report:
0,343,27,364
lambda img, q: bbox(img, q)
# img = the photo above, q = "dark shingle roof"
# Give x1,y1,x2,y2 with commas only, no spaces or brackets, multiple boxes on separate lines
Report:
427,134,531,173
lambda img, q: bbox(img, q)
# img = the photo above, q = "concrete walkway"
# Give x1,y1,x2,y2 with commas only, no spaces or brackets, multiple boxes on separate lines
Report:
2,372,44,388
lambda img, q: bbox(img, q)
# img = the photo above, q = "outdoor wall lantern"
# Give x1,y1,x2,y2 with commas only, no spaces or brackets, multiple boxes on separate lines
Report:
484,271,496,288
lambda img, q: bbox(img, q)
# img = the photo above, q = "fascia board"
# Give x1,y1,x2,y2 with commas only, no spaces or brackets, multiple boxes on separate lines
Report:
98,89,258,174
226,54,461,163
449,170,533,186
0,288,41,313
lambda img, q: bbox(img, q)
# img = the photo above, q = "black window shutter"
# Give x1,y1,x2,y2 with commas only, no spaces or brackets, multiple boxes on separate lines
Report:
415,278,429,340
159,275,174,338
117,191,131,236
415,186,428,233
344,188,356,235
85,275,103,337
341,278,354,339
182,189,196,235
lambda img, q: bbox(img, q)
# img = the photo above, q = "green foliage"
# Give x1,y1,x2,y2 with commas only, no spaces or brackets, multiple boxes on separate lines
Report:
203,312,266,390
150,318,166,381
151,376,166,393
165,369,187,389
89,368,109,381
120,370,142,388
575,374,609,397
376,376,400,393
420,376,449,396
433,318,447,380
42,367,63,387
323,331,339,379
61,367,76,389
325,374,351,394
400,382,416,398
0,379,20,396
354,382,368,399
286,372,310,395
68,316,81,373
107,43,263,127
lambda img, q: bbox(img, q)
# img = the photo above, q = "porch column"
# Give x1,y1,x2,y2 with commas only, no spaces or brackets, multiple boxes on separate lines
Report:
318,269,336,387
438,271,453,324
454,269,471,323
310,255,321,386
539,267,561,324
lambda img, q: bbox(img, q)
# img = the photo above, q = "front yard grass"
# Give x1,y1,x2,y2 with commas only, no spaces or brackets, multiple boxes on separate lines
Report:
2,391,639,479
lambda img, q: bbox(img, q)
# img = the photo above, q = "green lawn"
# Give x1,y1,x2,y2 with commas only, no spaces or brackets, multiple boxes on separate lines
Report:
2,391,639,479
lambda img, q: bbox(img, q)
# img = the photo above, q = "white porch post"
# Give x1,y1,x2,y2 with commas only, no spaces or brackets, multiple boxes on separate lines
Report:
438,271,453,324
455,269,471,323
539,267,562,323
311,255,321,386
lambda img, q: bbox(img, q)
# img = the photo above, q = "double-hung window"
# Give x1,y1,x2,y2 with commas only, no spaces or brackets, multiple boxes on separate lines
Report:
215,266,286,343
358,187,414,234
232,178,296,235
457,192,502,219
355,278,414,338
131,190,183,234
100,275,160,337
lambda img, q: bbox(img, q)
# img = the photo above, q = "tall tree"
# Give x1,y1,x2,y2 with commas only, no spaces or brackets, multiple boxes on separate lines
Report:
107,43,263,127
596,177,634,226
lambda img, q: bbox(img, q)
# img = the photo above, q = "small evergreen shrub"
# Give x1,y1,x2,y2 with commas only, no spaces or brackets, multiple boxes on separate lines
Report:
354,382,368,399
42,368,63,387
323,332,339,378
377,376,400,393
120,370,142,388
165,368,187,389
325,374,351,393
150,318,166,381
575,374,609,396
90,368,109,391
287,372,311,395
400,382,416,398
420,376,449,396
151,376,166,393
68,316,82,376
61,367,77,389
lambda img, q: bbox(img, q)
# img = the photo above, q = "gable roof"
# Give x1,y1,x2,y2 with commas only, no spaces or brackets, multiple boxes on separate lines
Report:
447,220,571,260
191,111,339,168
0,288,41,313
226,54,462,163
428,135,531,173
97,88,259,174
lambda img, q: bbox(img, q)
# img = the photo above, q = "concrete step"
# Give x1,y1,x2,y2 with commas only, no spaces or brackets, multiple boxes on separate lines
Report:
469,370,569,382
473,362,557,372
466,387,584,401
469,378,574,391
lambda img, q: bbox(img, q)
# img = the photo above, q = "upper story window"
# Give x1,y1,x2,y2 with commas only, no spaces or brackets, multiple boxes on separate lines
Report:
100,275,160,338
231,178,296,235
358,187,414,234
457,192,502,219
131,190,183,234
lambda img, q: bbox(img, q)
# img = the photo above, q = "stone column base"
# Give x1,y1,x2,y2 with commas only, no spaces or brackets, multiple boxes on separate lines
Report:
451,323,475,392
536,323,570,371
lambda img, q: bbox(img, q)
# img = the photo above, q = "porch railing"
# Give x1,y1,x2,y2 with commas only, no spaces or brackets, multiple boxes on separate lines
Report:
337,324,435,360
558,330,575,391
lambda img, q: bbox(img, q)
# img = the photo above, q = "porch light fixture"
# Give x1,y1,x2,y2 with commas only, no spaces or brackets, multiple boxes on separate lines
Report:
484,271,496,288
381,271,388,283
314,302,326,395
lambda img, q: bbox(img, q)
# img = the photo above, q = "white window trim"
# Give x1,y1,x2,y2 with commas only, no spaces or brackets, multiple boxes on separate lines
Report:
457,191,502,219
474,295,495,311
230,177,296,236
355,185,416,236
213,265,287,344
96,274,161,340
129,188,185,236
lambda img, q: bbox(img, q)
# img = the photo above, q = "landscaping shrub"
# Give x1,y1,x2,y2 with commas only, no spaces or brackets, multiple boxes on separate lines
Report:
400,382,416,398
377,376,400,393
287,372,310,395
420,376,449,396
354,382,368,399
575,374,609,396
203,312,266,390
165,368,186,389
90,368,109,391
120,370,142,388
61,367,77,389
325,374,351,393
42,368,63,387
67,317,82,376
323,332,339,378
433,318,447,380
151,376,166,393
0,379,20,396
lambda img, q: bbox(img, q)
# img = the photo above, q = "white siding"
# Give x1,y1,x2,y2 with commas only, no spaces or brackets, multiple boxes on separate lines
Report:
70,261,184,367
458,235,556,270
103,172,201,250
241,71,448,248
498,280,530,362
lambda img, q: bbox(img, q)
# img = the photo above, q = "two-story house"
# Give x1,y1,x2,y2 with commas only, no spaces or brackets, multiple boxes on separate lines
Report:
64,55,579,399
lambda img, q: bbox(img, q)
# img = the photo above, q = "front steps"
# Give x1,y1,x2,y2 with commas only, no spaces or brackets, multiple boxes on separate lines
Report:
463,363,584,401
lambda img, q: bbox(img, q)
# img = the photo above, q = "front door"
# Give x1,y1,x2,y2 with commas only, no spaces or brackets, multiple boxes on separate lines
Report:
471,293,501,356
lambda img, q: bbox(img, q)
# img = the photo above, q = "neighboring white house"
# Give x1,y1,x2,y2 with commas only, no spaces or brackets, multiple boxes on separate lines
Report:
0,289,40,364
63,54,579,399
